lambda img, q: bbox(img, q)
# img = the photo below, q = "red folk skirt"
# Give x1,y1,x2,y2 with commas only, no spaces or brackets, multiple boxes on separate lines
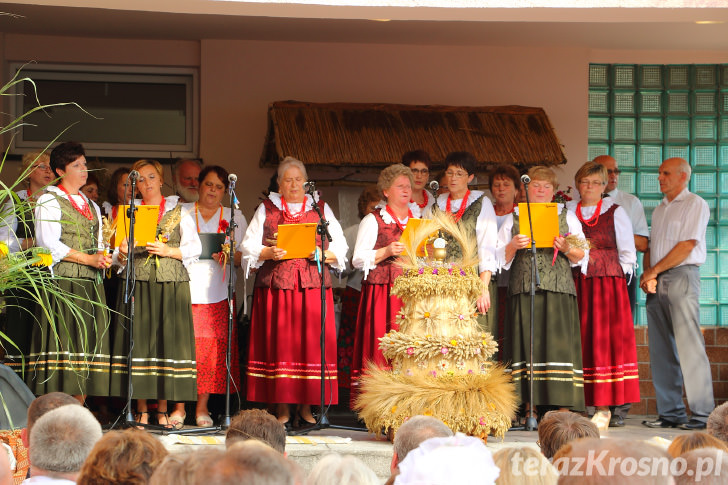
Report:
246,286,338,405
350,282,402,402
337,286,361,389
191,300,240,395
574,275,640,407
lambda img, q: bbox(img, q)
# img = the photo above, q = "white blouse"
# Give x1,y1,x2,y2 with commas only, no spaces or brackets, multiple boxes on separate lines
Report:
183,203,248,304
496,204,590,274
242,192,348,277
34,186,104,270
424,190,499,275
408,190,436,219
112,196,201,269
352,206,410,280
0,189,30,254
565,198,637,275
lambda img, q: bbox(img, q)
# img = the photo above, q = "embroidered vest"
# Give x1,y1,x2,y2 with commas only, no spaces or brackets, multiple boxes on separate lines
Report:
254,198,332,290
14,192,41,240
52,193,102,280
508,209,576,297
579,204,624,279
132,204,190,283
431,194,484,263
364,210,404,285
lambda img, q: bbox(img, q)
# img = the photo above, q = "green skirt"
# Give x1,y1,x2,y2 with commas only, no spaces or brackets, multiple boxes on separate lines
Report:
109,265,197,401
475,279,499,339
24,277,111,396
506,291,585,411
2,285,38,375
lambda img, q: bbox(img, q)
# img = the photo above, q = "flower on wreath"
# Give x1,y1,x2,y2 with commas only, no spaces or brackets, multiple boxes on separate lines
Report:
439,360,450,370
440,346,449,355
429,371,437,378
450,339,458,346
479,416,487,426
455,360,466,370
552,186,573,204
417,361,427,369
218,218,229,234
406,347,415,355
414,304,435,326
405,368,413,376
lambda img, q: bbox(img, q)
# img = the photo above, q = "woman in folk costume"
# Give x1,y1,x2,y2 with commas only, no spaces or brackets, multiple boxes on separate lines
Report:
1,150,54,374
242,156,347,428
29,142,112,401
426,152,499,336
402,150,435,218
497,165,587,419
568,161,639,431
184,165,248,427
350,164,413,400
112,158,201,428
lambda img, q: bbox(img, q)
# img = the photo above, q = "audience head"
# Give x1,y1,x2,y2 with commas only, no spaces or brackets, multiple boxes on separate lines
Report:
21,151,53,190
673,448,728,485
667,431,728,458
537,410,599,460
226,408,287,454
305,454,379,485
150,449,222,485
707,401,728,444
29,405,102,479
357,185,381,220
392,415,453,471
195,440,294,485
108,167,132,206
50,141,86,180
0,444,12,485
23,392,80,448
76,428,168,485
173,158,202,202
553,437,671,484
493,446,558,485
593,154,620,192
395,433,499,485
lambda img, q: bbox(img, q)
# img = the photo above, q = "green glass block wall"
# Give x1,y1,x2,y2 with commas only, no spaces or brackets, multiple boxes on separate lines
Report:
589,63,728,326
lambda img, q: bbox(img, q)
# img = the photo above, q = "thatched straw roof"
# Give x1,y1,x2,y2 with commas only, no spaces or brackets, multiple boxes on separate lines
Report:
260,101,566,170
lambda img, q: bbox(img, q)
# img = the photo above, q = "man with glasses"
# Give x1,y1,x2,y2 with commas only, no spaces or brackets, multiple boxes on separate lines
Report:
402,150,435,218
593,154,648,428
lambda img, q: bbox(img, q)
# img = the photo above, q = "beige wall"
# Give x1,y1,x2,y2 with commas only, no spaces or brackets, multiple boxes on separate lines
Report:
3,34,728,222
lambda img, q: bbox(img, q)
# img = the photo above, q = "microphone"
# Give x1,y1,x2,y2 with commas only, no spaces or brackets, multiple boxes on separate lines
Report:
228,173,238,183
128,170,139,181
304,181,316,192
521,174,531,184
428,180,439,191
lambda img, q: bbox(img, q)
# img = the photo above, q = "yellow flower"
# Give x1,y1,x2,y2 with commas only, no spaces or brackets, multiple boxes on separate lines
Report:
31,251,53,267
391,406,398,413
450,339,458,346
423,410,432,416
0,242,8,258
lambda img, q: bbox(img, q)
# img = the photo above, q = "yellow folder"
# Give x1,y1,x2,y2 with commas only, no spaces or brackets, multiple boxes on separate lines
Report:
114,205,159,248
518,202,559,248
277,222,317,260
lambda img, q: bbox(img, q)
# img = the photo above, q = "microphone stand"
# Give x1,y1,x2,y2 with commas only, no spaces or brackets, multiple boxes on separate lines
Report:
522,178,539,432
291,183,366,435
119,174,167,431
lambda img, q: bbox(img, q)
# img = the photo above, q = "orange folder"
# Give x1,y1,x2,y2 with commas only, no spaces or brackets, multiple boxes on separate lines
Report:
518,202,559,248
114,205,159,248
277,222,317,260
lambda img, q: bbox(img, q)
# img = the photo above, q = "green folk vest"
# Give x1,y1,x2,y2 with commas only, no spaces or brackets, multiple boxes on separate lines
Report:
432,194,484,263
132,204,190,283
508,208,576,297
52,193,102,281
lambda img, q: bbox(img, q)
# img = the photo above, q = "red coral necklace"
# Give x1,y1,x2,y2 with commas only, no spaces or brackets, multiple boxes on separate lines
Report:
57,184,93,220
411,190,428,209
446,190,470,223
281,196,306,223
576,199,603,227
385,205,413,232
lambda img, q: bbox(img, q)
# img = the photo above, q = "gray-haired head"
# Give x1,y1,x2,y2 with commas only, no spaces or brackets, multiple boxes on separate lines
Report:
29,404,102,476
305,454,379,485
393,415,453,466
277,156,308,185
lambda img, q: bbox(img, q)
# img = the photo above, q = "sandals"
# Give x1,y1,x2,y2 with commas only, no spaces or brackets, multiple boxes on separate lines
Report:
167,413,186,429
591,410,611,433
134,411,150,426
196,413,214,427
